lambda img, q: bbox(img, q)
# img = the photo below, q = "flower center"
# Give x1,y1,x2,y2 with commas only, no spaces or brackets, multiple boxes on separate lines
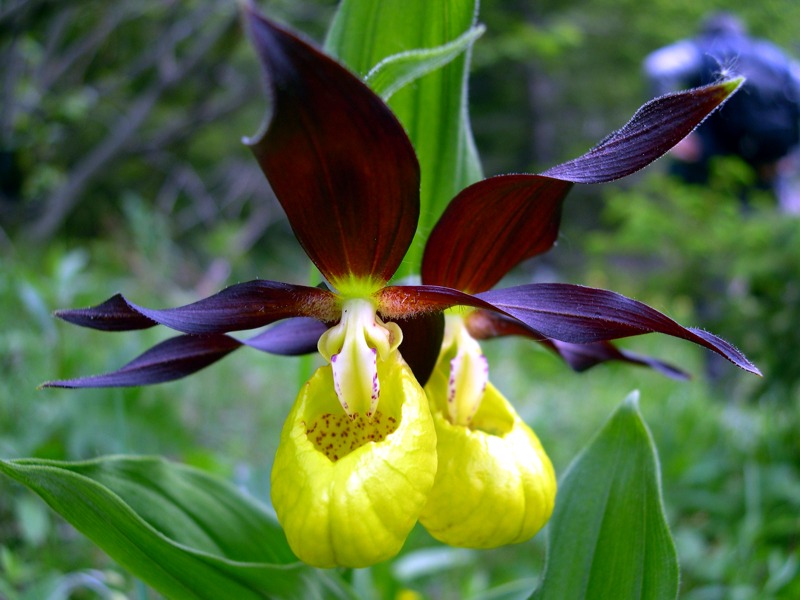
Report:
305,410,399,462
318,297,402,418
442,315,489,427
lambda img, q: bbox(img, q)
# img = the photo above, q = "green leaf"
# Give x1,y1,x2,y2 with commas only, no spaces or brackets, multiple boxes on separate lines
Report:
0,455,355,600
364,25,486,102
533,392,679,600
325,0,484,278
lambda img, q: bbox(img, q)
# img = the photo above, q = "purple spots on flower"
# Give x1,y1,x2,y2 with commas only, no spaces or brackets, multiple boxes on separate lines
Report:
447,366,457,406
306,410,400,461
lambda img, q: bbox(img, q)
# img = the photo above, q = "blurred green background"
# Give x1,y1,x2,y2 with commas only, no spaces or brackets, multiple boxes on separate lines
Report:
1,0,799,598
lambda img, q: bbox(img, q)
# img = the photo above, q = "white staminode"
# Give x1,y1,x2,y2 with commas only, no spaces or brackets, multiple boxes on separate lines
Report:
318,298,402,418
444,316,489,426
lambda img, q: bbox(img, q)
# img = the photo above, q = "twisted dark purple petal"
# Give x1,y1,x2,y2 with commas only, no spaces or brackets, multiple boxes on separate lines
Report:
542,79,743,183
243,317,328,356
55,294,157,331
547,340,690,380
128,281,336,335
243,6,420,285
475,283,760,374
465,309,689,379
42,335,242,388
55,281,336,335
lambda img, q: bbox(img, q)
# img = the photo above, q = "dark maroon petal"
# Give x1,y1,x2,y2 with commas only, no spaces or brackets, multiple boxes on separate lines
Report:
465,308,689,379
388,311,445,387
548,338,691,380
128,280,337,335
541,79,743,183
41,335,241,388
243,7,420,285
422,175,571,292
55,294,157,331
544,339,690,380
476,283,760,375
243,317,328,356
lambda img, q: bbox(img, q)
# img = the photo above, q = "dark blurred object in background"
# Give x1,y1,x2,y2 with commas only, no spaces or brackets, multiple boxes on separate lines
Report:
644,11,800,210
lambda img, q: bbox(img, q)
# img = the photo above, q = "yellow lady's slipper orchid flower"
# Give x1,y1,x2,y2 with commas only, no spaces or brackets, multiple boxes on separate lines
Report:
271,302,436,568
44,6,758,574
420,315,556,548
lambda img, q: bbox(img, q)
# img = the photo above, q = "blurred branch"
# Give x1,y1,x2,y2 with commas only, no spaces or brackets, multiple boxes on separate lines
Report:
36,6,135,90
0,0,46,24
128,71,256,156
27,86,161,240
0,34,21,142
26,3,240,241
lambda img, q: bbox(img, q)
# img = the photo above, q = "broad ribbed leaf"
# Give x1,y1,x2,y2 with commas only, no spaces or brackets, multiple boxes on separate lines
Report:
476,283,760,374
42,334,241,388
532,393,679,600
243,7,420,285
464,310,689,380
542,79,744,183
327,0,483,279
0,456,355,599
422,175,571,292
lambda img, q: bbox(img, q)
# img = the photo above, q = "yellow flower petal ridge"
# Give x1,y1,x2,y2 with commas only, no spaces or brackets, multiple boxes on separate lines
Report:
270,355,437,568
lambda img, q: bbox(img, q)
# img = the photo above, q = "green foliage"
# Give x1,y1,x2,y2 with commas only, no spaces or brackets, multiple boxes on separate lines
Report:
364,26,486,103
0,456,354,599
534,392,678,600
586,162,800,400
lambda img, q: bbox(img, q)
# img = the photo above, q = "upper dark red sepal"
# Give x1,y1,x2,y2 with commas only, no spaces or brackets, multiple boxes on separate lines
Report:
422,175,571,293
542,80,742,183
244,7,420,285
476,283,760,375
41,334,241,388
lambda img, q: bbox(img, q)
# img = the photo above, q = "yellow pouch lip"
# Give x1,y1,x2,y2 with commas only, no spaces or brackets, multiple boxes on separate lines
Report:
271,357,437,568
422,363,556,548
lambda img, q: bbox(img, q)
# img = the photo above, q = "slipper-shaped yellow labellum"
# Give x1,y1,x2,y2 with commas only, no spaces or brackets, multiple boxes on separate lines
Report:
271,355,437,568
421,360,557,548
